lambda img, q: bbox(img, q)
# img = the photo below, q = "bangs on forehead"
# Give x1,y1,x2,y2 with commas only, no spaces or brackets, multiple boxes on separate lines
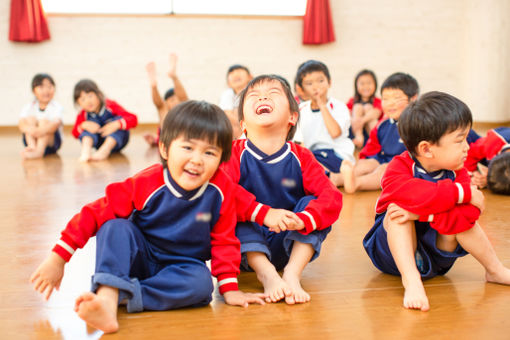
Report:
248,77,284,91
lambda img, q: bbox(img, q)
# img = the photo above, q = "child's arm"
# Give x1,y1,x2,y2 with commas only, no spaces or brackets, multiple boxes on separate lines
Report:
359,123,382,159
106,99,138,131
30,252,66,300
263,208,304,233
315,96,342,139
145,61,166,113
71,111,87,138
377,154,472,217
295,145,343,234
167,53,188,103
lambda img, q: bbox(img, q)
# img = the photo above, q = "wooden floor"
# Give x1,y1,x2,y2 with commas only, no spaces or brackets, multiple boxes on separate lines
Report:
2,125,510,339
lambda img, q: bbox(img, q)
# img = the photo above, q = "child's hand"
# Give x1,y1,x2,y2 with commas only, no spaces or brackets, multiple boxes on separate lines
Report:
470,185,485,212
471,165,488,189
387,203,419,224
167,53,178,79
99,120,121,137
81,121,101,133
264,208,302,233
223,290,266,307
29,252,66,301
146,61,157,86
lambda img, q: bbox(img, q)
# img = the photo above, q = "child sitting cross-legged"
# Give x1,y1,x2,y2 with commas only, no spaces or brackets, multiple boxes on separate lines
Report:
221,74,342,305
30,100,266,334
363,91,510,312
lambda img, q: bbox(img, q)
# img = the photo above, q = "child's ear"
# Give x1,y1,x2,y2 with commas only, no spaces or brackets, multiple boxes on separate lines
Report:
289,111,299,126
158,142,168,160
416,141,433,158
240,120,247,135
410,94,418,102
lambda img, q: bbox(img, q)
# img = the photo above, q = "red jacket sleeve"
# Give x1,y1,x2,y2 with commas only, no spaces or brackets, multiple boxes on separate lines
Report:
71,110,87,138
220,140,271,225
346,97,354,112
377,153,472,217
465,130,506,171
106,99,138,130
426,204,480,235
209,169,241,294
293,144,343,234
359,122,382,159
52,165,163,261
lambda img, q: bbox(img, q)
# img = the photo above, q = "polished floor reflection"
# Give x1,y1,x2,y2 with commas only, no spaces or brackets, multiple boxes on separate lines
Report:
2,126,510,339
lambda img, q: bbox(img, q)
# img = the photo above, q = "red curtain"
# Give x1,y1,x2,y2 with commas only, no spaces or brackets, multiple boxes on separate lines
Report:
9,0,50,42
302,0,335,45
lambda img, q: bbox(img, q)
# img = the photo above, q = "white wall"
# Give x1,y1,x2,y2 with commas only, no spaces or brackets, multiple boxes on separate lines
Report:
1,0,509,126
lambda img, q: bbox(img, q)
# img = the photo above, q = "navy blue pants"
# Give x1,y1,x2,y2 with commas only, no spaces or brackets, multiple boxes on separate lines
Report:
79,117,129,152
236,196,331,271
22,130,62,155
363,213,467,280
92,219,214,312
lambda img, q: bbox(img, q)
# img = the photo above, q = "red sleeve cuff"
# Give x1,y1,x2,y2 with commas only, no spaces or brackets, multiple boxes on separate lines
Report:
418,214,434,223
253,204,270,226
295,211,316,234
456,182,472,204
217,274,239,295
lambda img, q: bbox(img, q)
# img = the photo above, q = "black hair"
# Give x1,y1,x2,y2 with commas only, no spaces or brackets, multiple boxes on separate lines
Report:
31,73,55,90
227,64,250,77
159,100,232,166
295,60,331,88
380,72,419,99
73,79,105,108
353,69,377,103
398,91,472,156
237,74,299,141
164,88,175,100
487,152,510,195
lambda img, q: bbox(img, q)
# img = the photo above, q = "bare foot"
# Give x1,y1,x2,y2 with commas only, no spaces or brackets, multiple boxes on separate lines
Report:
75,292,119,334
257,270,293,303
329,172,343,187
486,266,510,285
90,149,111,161
22,148,43,159
143,133,158,147
341,160,356,194
282,271,310,304
403,280,429,311
79,150,91,163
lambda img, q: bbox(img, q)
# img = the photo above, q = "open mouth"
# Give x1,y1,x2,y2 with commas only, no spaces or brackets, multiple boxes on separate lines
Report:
256,104,273,115
184,169,200,177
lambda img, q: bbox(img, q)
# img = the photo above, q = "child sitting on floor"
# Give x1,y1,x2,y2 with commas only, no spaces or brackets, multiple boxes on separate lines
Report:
72,79,138,162
18,73,63,159
341,72,419,193
221,74,342,305
30,100,265,334
363,91,510,311
346,69,383,148
464,127,510,194
293,60,355,183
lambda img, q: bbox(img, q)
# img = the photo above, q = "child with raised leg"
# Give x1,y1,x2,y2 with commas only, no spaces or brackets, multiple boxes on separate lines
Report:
144,53,188,146
30,100,265,333
221,74,342,304
363,91,510,311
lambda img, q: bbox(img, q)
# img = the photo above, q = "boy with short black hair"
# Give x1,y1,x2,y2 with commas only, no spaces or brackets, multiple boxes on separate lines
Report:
222,74,342,305
293,60,355,182
30,100,265,334
363,91,510,312
341,72,418,192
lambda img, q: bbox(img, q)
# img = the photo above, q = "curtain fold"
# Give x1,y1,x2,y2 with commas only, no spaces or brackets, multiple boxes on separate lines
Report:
302,0,335,45
9,0,50,42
